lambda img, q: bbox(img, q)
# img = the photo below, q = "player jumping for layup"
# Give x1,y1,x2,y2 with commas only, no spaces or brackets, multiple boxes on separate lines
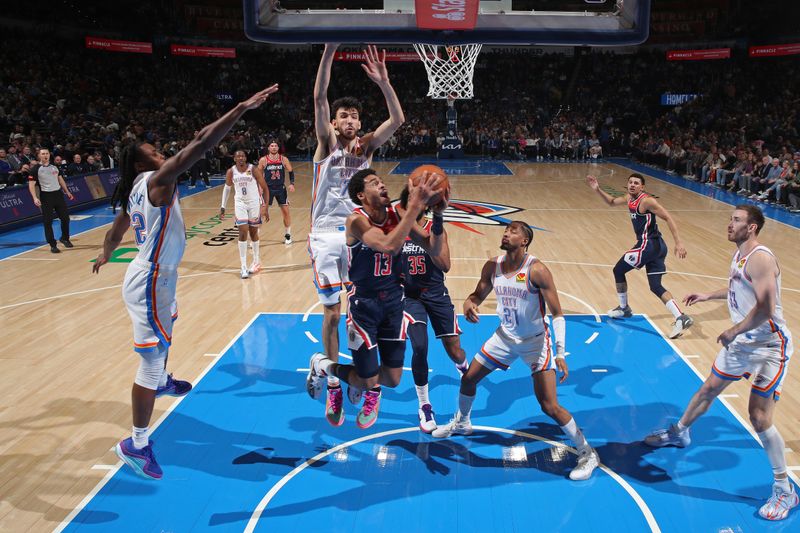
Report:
258,140,295,244
586,173,693,338
645,205,796,521
221,149,270,278
306,43,405,426
94,84,278,479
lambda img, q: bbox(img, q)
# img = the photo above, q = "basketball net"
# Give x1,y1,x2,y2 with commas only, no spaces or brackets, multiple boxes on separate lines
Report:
413,43,482,100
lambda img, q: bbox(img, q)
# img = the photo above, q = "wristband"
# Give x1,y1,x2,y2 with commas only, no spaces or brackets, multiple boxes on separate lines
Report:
289,170,295,185
431,214,444,235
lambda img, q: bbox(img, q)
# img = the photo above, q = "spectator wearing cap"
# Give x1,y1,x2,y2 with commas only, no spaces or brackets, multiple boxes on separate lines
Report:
28,148,74,253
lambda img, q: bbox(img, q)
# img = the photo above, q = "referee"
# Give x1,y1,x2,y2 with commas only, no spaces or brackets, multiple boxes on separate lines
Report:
28,148,75,253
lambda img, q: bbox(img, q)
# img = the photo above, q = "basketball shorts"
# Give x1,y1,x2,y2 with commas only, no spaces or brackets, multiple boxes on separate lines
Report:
623,236,667,272
347,291,407,379
711,330,793,400
308,230,350,300
268,187,289,206
403,287,461,338
475,326,554,373
123,259,178,354
234,200,262,226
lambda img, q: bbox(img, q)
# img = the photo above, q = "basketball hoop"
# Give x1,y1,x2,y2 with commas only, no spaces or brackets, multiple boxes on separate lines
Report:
413,43,482,100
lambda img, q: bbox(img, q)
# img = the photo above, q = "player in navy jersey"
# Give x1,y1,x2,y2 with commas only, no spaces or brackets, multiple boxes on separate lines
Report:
586,173,693,338
397,186,468,433
307,168,445,429
257,140,295,244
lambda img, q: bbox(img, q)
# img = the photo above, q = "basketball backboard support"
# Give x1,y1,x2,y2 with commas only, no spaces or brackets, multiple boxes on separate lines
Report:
243,1,650,46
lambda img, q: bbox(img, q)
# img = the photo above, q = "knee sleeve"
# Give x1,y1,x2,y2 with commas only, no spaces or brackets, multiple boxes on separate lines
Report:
613,257,633,284
135,345,168,390
647,272,667,298
408,323,429,386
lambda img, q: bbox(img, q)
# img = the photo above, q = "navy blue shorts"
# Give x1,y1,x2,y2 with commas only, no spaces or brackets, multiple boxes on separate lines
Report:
268,187,288,206
403,287,462,338
622,236,667,274
346,291,406,378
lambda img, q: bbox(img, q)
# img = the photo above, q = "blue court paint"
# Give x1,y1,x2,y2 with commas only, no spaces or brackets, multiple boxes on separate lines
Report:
611,159,800,229
63,314,797,532
391,160,513,176
0,181,221,260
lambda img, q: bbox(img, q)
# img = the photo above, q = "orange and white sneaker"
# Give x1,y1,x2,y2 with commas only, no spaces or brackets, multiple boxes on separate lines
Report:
248,262,262,274
759,484,799,521
356,390,381,429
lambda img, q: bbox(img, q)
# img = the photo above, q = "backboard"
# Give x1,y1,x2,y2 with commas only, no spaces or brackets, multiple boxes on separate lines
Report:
243,1,650,46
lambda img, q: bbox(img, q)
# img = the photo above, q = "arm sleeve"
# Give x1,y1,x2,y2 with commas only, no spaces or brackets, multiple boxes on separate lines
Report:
552,316,566,358
221,184,231,209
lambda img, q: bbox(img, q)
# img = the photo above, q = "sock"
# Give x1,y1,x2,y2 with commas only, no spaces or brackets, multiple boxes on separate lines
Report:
775,477,792,493
457,392,475,420
757,425,788,477
238,241,248,269
158,370,168,388
252,240,260,265
676,420,688,433
665,299,682,319
617,292,628,308
327,375,340,387
316,357,333,375
455,359,469,373
132,426,149,449
285,225,291,236
560,417,590,453
416,384,430,407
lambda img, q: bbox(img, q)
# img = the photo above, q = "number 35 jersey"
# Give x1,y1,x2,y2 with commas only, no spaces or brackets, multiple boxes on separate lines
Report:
127,171,186,268
492,254,546,341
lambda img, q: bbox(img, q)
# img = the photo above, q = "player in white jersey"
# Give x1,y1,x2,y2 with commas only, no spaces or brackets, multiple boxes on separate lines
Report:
645,205,797,521
306,43,405,426
93,84,279,480
220,150,270,279
432,221,600,481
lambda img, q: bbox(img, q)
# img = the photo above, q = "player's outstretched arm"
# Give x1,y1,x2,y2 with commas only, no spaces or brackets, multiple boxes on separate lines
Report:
586,174,626,206
313,44,339,160
361,45,405,154
463,260,495,323
220,168,233,219
643,198,686,258
151,84,278,200
93,210,130,273
410,180,450,265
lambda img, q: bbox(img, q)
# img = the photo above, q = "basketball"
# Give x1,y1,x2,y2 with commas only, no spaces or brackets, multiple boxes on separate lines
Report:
409,164,449,206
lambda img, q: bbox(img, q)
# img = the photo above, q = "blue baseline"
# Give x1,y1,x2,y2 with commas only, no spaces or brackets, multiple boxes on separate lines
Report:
0,181,222,261
391,160,513,176
610,158,800,229
63,313,797,532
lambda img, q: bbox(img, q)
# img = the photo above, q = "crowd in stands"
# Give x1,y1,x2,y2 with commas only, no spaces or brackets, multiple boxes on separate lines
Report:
1,28,798,212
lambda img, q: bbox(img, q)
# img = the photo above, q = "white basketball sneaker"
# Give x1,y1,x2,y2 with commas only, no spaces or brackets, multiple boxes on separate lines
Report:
347,384,363,405
608,305,633,319
305,353,326,400
240,266,250,279
759,484,799,521
431,415,472,438
644,424,691,448
669,314,694,339
418,404,437,434
569,447,600,480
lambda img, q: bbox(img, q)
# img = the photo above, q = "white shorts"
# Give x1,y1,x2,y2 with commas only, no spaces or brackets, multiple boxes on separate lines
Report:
308,230,350,300
711,331,792,400
234,200,262,226
123,259,178,353
475,327,554,373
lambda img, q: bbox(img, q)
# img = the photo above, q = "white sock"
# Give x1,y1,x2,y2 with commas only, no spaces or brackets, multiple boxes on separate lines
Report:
327,375,340,387
665,299,682,319
238,241,248,269
456,359,469,373
416,384,430,407
285,225,291,235
158,370,168,388
252,240,260,265
457,393,475,420
676,420,689,433
132,426,149,449
758,425,788,477
560,417,590,453
617,292,628,308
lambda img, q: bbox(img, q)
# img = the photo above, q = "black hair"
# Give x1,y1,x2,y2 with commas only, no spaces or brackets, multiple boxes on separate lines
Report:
331,96,362,119
509,220,534,250
348,168,377,205
735,204,765,234
111,141,142,214
399,186,427,221
629,172,646,185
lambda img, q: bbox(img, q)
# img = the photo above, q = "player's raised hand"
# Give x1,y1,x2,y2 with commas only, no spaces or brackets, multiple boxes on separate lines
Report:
585,174,600,191
431,184,451,215
407,171,441,209
463,299,480,323
242,84,279,110
361,45,389,85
